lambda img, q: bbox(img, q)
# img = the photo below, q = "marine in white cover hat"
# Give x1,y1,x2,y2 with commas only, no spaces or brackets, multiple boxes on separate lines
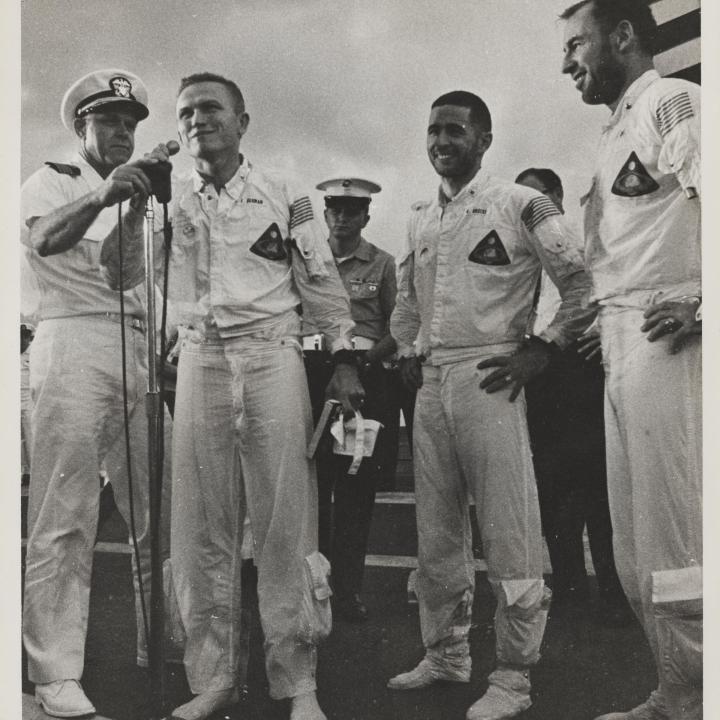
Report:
60,68,149,130
316,177,381,199
308,175,398,628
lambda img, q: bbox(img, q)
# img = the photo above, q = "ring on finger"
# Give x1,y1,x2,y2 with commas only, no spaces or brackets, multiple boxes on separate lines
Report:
504,374,512,382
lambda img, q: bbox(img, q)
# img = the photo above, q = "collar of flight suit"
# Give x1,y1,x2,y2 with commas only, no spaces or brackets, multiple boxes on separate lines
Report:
436,166,491,209
603,68,661,132
192,154,250,199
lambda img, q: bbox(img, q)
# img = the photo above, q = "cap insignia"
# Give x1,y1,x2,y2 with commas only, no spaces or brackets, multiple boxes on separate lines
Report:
110,76,132,98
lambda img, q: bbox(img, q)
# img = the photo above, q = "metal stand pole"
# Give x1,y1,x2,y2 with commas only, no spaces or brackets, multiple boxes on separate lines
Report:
144,196,166,717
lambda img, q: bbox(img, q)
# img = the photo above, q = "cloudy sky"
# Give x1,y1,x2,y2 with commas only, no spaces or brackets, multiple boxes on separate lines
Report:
7,2,720,712
20,0,612,255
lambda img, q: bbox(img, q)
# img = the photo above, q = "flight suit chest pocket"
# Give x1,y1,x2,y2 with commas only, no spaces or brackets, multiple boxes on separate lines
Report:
223,202,279,247
611,150,659,198
468,229,511,266
250,222,288,261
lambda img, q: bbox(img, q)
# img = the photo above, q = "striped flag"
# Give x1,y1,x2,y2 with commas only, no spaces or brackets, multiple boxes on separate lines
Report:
650,0,700,83
290,196,315,228
521,195,561,233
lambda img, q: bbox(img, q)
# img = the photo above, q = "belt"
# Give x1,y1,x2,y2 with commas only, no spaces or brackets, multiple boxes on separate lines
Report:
302,333,328,351
351,336,375,351
98,312,146,333
301,334,377,352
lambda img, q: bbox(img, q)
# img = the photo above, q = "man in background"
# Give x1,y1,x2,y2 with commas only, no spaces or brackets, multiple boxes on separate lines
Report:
303,177,397,623
516,167,628,623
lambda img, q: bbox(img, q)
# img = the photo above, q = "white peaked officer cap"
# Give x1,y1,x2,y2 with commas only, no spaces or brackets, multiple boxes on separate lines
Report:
61,68,149,130
316,178,382,199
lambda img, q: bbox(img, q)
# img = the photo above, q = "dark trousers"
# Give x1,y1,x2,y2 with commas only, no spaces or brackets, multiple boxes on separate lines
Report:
525,349,622,599
373,366,416,489
304,352,394,598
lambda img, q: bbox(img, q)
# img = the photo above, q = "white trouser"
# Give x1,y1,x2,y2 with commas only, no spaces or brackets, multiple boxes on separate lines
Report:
600,307,702,719
23,317,172,683
170,336,331,699
21,364,32,476
414,357,549,669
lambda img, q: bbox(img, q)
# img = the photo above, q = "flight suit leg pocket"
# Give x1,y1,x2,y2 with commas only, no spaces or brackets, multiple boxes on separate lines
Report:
296,551,333,645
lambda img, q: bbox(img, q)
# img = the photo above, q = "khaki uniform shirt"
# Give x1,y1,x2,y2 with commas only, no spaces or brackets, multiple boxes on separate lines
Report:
303,236,396,341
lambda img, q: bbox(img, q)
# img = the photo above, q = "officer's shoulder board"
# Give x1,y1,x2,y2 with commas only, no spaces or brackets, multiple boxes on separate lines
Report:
44,162,81,177
411,200,429,212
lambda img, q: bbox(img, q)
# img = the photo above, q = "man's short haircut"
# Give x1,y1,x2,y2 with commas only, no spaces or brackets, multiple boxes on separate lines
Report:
177,72,245,113
431,91,492,132
560,0,658,55
515,168,563,193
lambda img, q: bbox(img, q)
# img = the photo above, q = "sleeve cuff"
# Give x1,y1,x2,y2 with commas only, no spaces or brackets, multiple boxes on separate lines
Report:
536,328,568,351
395,340,417,358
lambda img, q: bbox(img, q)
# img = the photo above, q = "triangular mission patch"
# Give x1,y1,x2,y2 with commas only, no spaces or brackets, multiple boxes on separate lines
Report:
611,152,659,197
468,230,510,266
250,223,287,261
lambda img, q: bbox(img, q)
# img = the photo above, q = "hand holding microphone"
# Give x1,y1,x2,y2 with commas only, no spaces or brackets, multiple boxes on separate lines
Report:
140,140,180,203
98,141,181,209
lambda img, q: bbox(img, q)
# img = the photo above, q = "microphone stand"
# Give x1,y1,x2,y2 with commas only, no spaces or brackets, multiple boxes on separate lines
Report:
144,195,167,718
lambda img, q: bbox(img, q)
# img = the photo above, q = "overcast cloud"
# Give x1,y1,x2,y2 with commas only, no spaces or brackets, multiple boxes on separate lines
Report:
21,0,610,255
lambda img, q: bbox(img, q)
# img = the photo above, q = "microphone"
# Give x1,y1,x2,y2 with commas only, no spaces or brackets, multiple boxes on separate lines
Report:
145,141,180,203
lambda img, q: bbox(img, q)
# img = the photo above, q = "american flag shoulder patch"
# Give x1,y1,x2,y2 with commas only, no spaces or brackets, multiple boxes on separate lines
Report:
521,195,560,233
656,91,695,137
290,196,314,228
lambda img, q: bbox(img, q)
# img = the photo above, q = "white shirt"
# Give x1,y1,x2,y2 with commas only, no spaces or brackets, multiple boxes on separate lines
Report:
21,154,147,320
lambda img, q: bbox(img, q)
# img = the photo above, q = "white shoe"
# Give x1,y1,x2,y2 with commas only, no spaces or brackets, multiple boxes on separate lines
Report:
35,680,96,718
595,689,669,720
387,654,471,690
290,691,327,720
465,668,531,720
168,688,238,720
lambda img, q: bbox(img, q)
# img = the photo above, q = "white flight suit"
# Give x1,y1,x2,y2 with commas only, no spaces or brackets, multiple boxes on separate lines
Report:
168,159,353,699
582,69,701,719
391,169,593,672
21,155,172,683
